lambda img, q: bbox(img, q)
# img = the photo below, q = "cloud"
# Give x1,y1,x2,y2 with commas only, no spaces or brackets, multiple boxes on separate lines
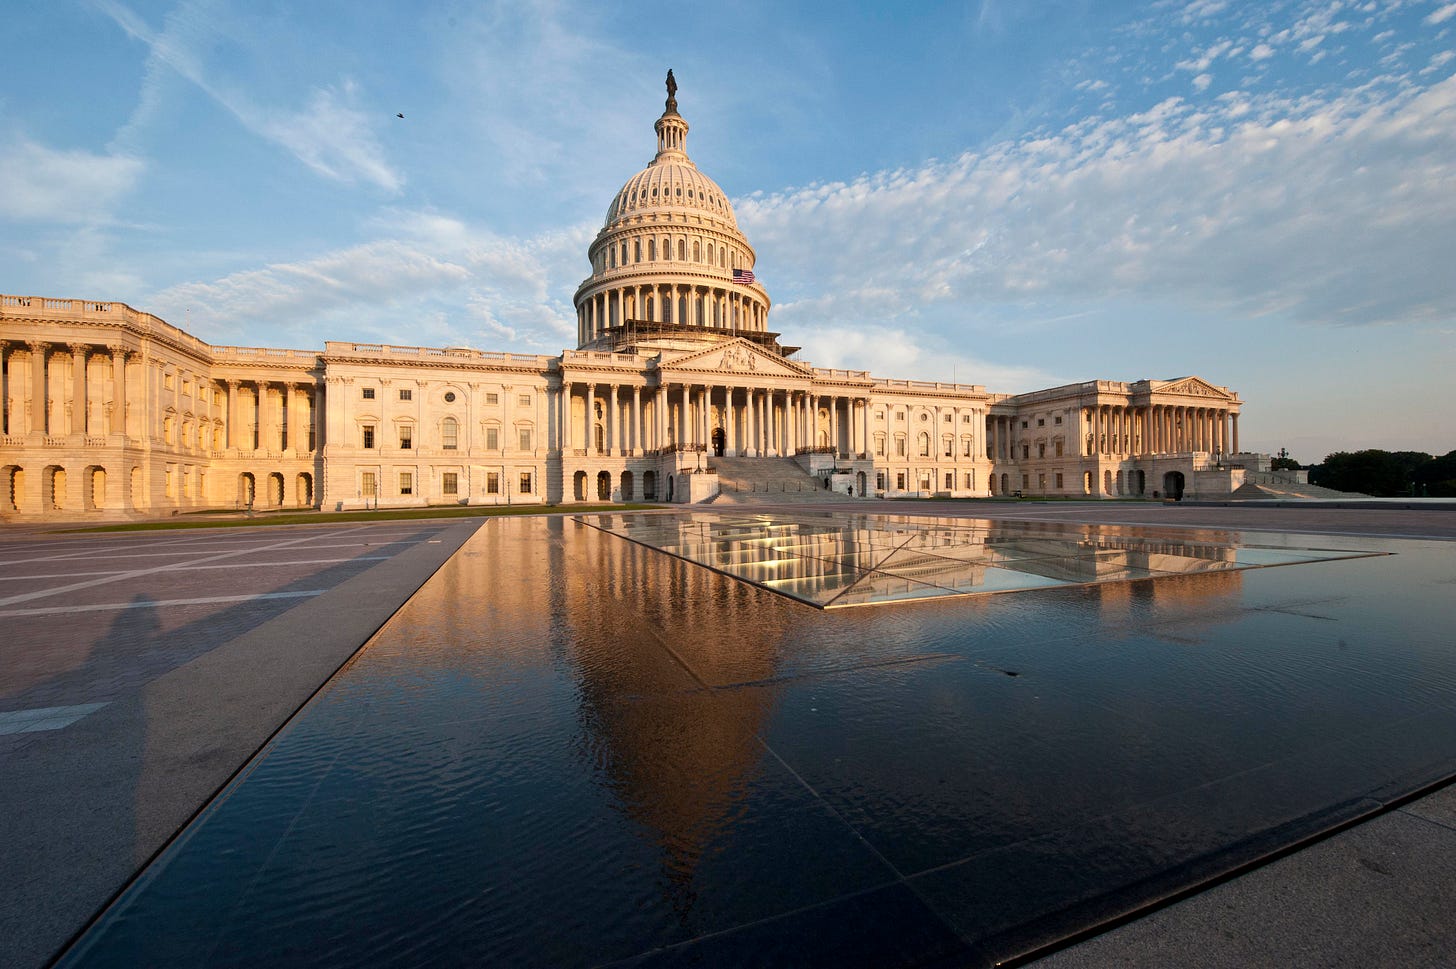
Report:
737,72,1456,340
1427,3,1456,25
1193,73,1213,91
0,138,144,222
145,212,590,350
98,0,401,191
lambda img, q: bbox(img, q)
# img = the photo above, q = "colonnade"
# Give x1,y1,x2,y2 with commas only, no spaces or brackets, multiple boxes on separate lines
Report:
1,340,136,440
576,282,768,345
1083,404,1238,457
222,380,321,454
557,380,872,458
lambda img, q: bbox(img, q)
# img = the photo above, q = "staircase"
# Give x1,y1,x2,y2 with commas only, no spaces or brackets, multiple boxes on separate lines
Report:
1232,471,1366,500
707,456,857,503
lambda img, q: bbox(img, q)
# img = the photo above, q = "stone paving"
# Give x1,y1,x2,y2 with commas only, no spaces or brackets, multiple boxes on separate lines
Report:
0,520,480,969
2,502,1453,969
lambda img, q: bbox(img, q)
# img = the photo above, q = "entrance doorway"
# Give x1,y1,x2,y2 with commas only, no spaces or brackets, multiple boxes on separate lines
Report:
1163,471,1185,500
712,426,725,457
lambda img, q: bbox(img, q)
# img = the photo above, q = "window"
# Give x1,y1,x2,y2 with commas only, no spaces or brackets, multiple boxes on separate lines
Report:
362,387,376,400
874,433,886,456
1022,474,1030,490
1037,418,1045,426
634,240,641,262
400,428,412,449
444,392,456,403
648,240,657,260
362,472,377,497
963,414,972,423
678,240,686,260
442,417,459,450
400,389,413,401
518,428,532,451
1055,473,1064,489
1021,420,1028,429
1055,440,1064,457
1038,443,1045,458
486,472,500,495
399,472,413,495
164,373,174,390
518,394,532,407
1022,444,1029,459
877,472,886,490
362,425,375,449
519,472,533,494
485,392,499,405
943,437,953,457
1055,415,1063,425
486,426,499,450
945,472,953,490
896,435,906,457
962,438,973,457
965,472,974,489
944,413,952,423
442,472,458,496
896,472,906,490
918,432,931,457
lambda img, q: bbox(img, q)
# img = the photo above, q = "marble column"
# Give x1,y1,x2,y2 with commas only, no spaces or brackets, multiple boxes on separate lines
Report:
28,342,48,435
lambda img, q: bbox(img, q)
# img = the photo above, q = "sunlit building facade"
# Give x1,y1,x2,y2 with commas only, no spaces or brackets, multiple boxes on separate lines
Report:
0,78,1259,521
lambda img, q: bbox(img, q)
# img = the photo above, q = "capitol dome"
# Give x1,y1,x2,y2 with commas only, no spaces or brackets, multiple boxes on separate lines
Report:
573,72,775,355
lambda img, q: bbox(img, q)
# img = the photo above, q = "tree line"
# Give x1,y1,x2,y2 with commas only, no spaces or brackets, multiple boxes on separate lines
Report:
1295,449,1456,497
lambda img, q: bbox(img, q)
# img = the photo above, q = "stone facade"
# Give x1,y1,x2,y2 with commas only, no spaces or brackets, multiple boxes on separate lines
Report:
0,80,1260,521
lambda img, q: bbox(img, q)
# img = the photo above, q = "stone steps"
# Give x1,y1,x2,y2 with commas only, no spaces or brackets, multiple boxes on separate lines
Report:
707,456,857,503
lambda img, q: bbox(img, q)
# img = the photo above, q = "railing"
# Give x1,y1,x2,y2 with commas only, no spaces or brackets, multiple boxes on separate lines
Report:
796,445,836,455
1,294,214,359
324,342,549,365
874,378,987,393
649,443,707,457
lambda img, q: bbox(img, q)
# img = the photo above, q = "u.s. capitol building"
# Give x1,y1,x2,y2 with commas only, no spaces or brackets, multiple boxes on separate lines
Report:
0,76,1262,520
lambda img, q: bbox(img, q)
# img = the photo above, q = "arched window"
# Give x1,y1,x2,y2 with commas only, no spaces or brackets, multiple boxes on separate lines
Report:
918,432,931,457
645,295,655,320
621,243,628,265
442,417,459,450
648,240,656,261
719,246,726,265
693,240,701,261
677,239,686,260
608,248,616,269
662,236,670,259
678,296,688,322
634,240,641,262
708,245,715,266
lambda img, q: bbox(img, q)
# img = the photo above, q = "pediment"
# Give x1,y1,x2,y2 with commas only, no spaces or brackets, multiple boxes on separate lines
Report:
662,339,812,380
1155,376,1231,399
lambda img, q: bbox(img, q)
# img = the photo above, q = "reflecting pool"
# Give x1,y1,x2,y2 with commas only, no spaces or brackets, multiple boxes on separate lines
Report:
59,514,1456,968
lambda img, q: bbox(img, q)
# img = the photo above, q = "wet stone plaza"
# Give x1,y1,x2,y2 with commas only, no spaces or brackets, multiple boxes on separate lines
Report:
55,511,1456,968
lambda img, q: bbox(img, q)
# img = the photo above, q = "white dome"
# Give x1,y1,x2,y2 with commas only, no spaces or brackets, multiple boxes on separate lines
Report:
603,159,738,230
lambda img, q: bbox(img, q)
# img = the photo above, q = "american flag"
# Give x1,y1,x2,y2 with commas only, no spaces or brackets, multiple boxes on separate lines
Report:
732,268,755,285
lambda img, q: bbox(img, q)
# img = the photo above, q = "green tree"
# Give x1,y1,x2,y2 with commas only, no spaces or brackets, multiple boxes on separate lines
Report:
1413,450,1456,498
1310,450,1433,496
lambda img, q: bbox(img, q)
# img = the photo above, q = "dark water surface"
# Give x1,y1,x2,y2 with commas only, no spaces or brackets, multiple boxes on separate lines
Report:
59,514,1456,968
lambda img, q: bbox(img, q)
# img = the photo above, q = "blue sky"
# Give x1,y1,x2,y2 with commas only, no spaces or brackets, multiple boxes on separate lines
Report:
2,0,1453,461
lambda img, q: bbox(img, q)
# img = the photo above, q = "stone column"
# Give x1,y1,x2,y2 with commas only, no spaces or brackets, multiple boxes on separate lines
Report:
108,346,129,439
68,344,88,437
560,382,573,451
631,385,641,454
608,384,619,455
288,384,304,454
28,342,48,436
1232,413,1240,453
225,381,239,449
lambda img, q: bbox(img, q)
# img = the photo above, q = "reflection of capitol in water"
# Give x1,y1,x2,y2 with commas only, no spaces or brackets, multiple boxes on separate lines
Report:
579,512,1365,609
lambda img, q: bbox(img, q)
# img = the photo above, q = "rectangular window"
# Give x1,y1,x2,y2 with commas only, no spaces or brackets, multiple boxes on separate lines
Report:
486,472,500,495
400,428,412,449
1055,473,1064,489
876,472,886,490
486,427,499,450
1039,473,1047,490
399,389,412,401
963,414,971,423
896,472,906,490
362,472,377,497
943,440,953,457
362,425,375,449
1055,441,1064,457
518,394,532,407
485,392,499,406
944,413,952,423
362,387,376,400
1022,444,1030,459
1038,443,1046,458
1055,415,1063,425
965,472,974,489
442,472,458,496
962,439,972,457
1037,418,1045,427
1022,474,1030,490
896,437,906,457
399,472,413,495
518,428,531,451
519,472,533,495
164,373,174,390
944,472,953,490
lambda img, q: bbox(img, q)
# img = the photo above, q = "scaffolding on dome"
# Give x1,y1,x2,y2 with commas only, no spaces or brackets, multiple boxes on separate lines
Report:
601,318,800,358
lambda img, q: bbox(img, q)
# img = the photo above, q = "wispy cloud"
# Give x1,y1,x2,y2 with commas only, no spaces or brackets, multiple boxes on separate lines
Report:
97,0,401,191
0,138,144,222
739,71,1456,340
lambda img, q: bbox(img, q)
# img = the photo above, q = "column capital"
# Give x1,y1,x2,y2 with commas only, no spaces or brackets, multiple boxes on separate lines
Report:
67,342,89,356
106,343,131,359
27,340,47,355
